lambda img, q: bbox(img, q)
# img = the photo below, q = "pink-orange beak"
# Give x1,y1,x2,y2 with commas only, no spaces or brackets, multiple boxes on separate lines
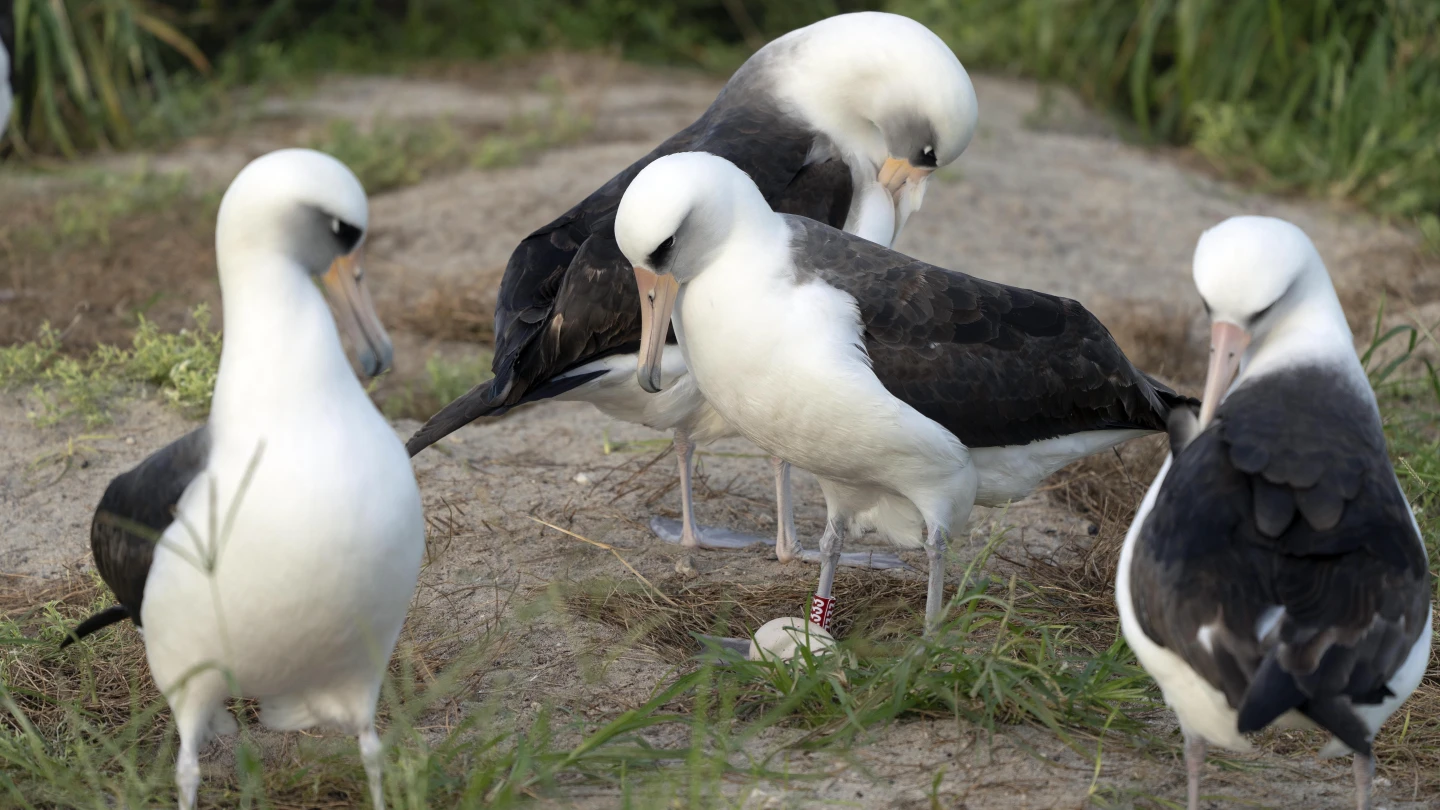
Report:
634,265,679,394
1198,321,1251,427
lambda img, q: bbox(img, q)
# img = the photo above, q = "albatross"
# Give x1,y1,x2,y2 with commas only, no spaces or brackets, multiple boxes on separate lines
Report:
405,12,977,565
60,149,424,810
1117,216,1432,810
615,151,1192,631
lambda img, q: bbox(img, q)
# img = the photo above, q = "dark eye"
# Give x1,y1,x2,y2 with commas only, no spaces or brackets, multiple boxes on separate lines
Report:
918,145,937,168
650,235,676,266
331,218,364,253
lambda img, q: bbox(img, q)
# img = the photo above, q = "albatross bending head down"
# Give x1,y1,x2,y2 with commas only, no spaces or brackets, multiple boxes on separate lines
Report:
760,11,978,243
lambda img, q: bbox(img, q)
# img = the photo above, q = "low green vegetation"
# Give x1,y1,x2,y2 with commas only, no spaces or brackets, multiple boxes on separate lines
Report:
0,306,221,427
380,351,495,422
10,168,213,251
308,96,591,195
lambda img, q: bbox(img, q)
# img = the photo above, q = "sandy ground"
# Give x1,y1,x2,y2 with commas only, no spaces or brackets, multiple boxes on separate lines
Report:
2,55,1437,809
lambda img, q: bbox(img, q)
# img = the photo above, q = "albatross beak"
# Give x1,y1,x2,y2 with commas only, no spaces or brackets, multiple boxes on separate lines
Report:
1198,321,1251,427
634,265,679,394
877,157,934,207
322,249,393,378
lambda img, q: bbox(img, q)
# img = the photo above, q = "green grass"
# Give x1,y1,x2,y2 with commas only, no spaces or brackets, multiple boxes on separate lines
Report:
899,0,1440,236
10,167,213,250
307,89,592,195
5,0,213,157
380,351,495,422
0,306,221,427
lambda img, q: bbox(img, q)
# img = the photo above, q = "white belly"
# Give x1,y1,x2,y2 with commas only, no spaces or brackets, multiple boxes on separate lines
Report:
553,347,734,443
678,269,974,527
141,406,424,727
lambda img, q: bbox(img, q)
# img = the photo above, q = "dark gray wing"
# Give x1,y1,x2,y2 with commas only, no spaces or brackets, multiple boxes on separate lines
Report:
405,79,849,456
1129,367,1430,754
63,427,209,646
787,216,1189,447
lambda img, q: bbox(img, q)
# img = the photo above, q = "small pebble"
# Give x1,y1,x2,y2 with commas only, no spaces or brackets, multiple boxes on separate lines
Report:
574,472,592,485
675,555,698,579
125,436,135,445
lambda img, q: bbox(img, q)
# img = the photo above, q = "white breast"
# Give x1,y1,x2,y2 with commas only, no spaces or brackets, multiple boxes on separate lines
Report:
140,395,423,715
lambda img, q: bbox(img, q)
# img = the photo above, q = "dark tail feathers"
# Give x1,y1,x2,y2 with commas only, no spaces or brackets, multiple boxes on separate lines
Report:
60,605,130,649
405,369,611,457
1237,653,1374,756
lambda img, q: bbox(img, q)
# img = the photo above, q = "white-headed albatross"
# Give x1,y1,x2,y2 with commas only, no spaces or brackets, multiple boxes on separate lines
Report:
404,12,977,566
60,149,424,810
615,151,1193,632
1117,216,1432,810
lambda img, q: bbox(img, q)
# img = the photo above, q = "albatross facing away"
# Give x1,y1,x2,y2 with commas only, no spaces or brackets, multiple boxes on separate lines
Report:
405,12,977,564
616,152,1191,631
61,150,424,810
1117,216,1432,810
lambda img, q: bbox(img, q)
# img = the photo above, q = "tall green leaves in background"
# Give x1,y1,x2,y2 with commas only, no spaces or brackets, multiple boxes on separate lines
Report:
4,0,1440,241
6,0,209,156
898,0,1440,230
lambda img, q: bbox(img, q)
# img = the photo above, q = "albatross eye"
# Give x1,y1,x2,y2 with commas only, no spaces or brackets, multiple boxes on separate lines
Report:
650,235,677,266
331,218,364,253
918,145,937,168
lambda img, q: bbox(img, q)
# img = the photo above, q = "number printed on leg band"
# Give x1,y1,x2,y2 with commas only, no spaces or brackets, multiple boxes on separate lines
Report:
809,594,835,630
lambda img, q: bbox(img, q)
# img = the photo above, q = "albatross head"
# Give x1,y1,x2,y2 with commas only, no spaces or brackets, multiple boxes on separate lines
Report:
763,12,977,240
615,152,771,394
1191,215,1337,426
216,148,392,377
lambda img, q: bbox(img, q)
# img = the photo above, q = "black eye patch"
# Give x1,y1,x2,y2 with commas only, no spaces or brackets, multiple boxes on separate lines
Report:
331,218,364,253
917,145,938,168
649,235,676,267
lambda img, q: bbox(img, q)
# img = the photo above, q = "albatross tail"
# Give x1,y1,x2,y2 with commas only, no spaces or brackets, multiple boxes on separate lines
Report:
60,605,131,648
405,369,609,456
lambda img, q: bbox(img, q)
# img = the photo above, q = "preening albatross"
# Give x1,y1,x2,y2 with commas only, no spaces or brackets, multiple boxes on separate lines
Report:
405,12,977,563
1117,216,1432,810
615,152,1192,631
61,149,424,810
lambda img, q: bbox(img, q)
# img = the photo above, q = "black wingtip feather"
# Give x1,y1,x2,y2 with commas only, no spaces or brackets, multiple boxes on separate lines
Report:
60,605,130,648
1237,654,1374,756
406,381,505,457
1301,698,1374,757
406,369,615,457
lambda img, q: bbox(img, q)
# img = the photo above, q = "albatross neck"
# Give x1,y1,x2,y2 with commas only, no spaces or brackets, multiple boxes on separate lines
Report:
211,253,365,422
1239,273,1363,390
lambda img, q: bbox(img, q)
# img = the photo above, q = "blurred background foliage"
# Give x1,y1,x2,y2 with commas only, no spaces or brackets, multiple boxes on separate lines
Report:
2,0,1437,233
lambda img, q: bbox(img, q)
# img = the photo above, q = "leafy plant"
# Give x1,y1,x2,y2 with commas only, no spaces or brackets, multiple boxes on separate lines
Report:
0,305,221,426
6,0,212,156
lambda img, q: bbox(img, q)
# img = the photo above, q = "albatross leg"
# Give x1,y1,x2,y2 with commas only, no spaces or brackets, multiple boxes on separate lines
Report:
1183,732,1206,810
773,457,800,562
1353,752,1374,810
650,429,777,550
360,723,386,810
922,523,947,633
